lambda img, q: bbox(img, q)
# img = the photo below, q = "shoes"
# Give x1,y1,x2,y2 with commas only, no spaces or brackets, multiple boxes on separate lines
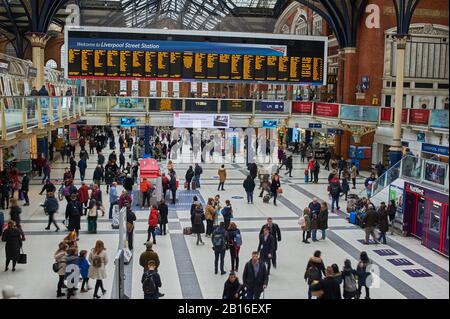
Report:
159,293,165,297
80,288,88,293
55,228,60,232
4,267,8,272
93,295,101,299
304,241,310,244
215,271,218,275
102,290,107,295
12,268,15,272
57,292,66,297
221,271,227,275
45,227,50,230
23,203,30,206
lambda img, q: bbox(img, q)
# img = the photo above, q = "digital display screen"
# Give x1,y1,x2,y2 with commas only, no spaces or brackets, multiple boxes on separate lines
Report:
66,28,327,85
263,120,278,128
120,118,136,127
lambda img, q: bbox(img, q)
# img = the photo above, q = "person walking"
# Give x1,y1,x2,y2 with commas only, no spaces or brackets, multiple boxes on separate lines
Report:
342,259,358,299
77,182,89,215
158,199,168,236
54,242,68,297
259,217,281,269
147,205,159,244
298,208,311,244
169,171,177,205
217,165,227,191
242,251,268,299
205,198,217,237
270,174,281,206
243,175,256,204
318,202,329,240
221,200,233,230
139,241,160,272
211,222,228,275
79,250,91,292
257,226,275,276
342,177,350,201
69,157,77,180
387,199,397,235
192,203,206,245
227,222,242,272
2,221,22,272
108,182,119,219
119,151,126,171
356,251,372,299
377,202,389,244
351,164,358,189
93,165,104,187
142,260,162,299
307,159,315,182
140,177,153,209
20,173,30,206
43,192,60,231
338,157,347,179
65,194,82,240
42,161,51,184
308,198,321,242
364,173,377,198
161,173,169,200
313,159,320,184
194,163,203,189
88,240,108,299
329,179,342,212
222,272,242,299
362,207,380,245
304,250,326,299
285,155,293,177
87,199,99,234
126,205,136,250
185,166,194,190
77,158,87,182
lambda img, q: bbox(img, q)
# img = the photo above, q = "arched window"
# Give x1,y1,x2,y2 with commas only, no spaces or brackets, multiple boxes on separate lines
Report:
46,59,58,69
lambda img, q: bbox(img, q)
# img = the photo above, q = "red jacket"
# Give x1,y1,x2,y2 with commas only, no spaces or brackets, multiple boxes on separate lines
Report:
78,185,89,203
148,208,159,227
307,161,315,170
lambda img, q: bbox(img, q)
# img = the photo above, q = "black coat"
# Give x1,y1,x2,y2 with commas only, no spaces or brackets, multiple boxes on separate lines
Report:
65,200,82,231
158,203,169,224
378,208,389,232
259,223,281,250
270,179,280,193
223,279,241,299
185,169,194,182
320,277,342,299
319,209,329,230
123,177,134,191
2,228,22,261
249,163,257,179
257,234,275,260
21,176,30,191
243,260,268,293
192,209,205,234
243,178,256,192
10,206,21,226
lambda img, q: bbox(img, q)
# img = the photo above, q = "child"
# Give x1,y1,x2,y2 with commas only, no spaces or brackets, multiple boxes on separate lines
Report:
304,169,309,183
79,250,90,292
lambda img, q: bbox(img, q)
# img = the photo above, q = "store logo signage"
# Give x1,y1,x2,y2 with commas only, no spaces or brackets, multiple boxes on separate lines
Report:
421,143,449,156
408,185,424,196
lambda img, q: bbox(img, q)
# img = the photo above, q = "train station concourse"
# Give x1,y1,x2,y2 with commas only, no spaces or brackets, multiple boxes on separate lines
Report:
0,0,448,304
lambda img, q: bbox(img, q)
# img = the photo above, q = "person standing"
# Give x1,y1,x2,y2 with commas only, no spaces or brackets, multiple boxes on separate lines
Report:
243,175,256,204
139,241,160,272
169,171,177,205
377,202,389,244
158,199,168,236
356,251,372,299
285,155,293,177
43,192,60,231
299,208,311,244
318,202,329,240
217,165,227,191
93,165,104,187
364,173,377,198
2,221,22,272
20,173,30,206
242,251,268,299
108,182,119,219
88,240,108,299
87,199,99,234
387,199,397,235
77,182,89,215
324,150,331,171
205,198,217,237
65,194,82,240
351,164,358,189
185,166,194,190
308,198,321,242
42,161,51,184
338,156,347,179
161,173,169,200
9,199,24,241
77,157,87,182
313,159,320,184
140,177,153,209
362,207,380,245
320,266,342,299
54,242,67,297
69,157,77,180
211,222,228,275
342,177,350,201
329,179,342,212
304,250,326,299
259,217,281,269
142,260,162,299
227,222,242,272
192,204,206,245
342,259,358,299
119,151,126,171
194,163,203,189
257,227,275,276
221,200,233,230
147,205,159,244
126,205,136,250
270,174,281,206
307,159,315,182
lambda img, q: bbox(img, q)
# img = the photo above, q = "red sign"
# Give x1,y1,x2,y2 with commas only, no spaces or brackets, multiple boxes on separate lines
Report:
314,103,339,117
380,108,392,122
292,101,313,114
409,109,430,125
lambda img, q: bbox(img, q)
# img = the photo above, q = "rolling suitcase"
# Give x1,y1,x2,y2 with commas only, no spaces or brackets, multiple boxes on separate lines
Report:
111,204,120,229
191,180,196,190
349,211,357,225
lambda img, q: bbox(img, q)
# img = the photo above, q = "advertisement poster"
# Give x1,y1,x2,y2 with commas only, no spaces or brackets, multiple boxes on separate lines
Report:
292,101,313,114
409,109,430,125
348,145,357,158
430,110,449,128
340,104,379,122
380,107,392,122
173,113,229,128
69,125,78,141
424,161,446,185
313,103,339,117
389,184,404,218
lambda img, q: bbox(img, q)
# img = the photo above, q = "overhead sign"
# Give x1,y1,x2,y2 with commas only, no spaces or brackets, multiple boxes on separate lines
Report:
421,143,449,156
309,123,322,129
314,103,339,117
292,101,313,114
262,120,278,128
257,101,285,112
220,100,253,113
185,99,218,112
173,113,229,129
65,26,327,85
340,104,379,122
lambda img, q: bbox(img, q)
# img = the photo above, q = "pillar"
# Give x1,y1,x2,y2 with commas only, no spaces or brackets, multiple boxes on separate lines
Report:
389,37,408,167
139,81,149,97
26,33,49,89
342,48,358,105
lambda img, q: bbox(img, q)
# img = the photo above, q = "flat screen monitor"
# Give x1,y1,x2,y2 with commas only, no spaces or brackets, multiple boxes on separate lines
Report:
121,118,136,127
263,120,278,128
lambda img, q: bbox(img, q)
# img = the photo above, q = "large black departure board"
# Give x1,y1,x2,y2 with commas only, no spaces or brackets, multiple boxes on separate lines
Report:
66,27,327,85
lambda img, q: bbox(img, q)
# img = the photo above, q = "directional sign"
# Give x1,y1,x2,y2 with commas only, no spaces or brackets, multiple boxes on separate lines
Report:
308,123,322,129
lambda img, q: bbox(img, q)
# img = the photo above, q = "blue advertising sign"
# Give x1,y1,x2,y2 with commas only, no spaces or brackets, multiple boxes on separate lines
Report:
257,101,285,113
421,143,449,156
430,110,449,129
340,104,379,122
327,128,343,135
308,123,322,129
263,120,278,128
417,133,425,142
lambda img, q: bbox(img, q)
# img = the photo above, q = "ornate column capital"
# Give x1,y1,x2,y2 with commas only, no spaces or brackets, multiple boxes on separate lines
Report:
26,32,50,48
343,47,357,54
394,36,409,50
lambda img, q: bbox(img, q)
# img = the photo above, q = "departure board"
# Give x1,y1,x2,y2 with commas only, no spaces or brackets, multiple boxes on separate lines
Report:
66,27,327,85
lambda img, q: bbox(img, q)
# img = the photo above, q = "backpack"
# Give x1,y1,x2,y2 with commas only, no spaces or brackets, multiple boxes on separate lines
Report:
234,230,242,247
344,273,357,292
221,206,233,220
298,216,306,227
212,231,226,249
306,265,320,282
330,184,341,197
92,255,102,268
142,272,157,294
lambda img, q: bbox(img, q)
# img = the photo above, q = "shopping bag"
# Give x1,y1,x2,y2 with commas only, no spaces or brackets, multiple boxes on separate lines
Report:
18,249,27,264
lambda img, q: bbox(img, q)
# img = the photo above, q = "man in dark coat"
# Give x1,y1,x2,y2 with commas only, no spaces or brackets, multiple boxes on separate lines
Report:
320,266,342,299
65,194,82,239
211,222,227,275
377,202,389,244
158,199,169,236
77,158,87,182
257,227,275,275
123,174,134,192
248,163,258,180
185,166,194,190
242,251,269,299
285,156,293,177
363,207,380,245
20,173,30,206
259,217,281,269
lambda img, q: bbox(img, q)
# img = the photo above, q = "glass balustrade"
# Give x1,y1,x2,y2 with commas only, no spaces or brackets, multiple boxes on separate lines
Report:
40,97,50,125
25,97,38,129
2,97,23,133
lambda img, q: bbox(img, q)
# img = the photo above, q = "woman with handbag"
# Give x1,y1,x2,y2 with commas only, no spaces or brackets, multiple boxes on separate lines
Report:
270,174,281,206
2,220,22,272
88,240,108,299
54,242,68,297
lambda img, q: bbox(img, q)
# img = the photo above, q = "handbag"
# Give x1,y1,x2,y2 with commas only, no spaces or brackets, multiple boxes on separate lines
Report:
126,222,134,233
52,262,60,273
277,188,283,194
18,248,27,264
184,182,189,189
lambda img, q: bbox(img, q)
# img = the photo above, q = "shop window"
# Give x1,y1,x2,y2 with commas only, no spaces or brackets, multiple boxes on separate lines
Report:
429,212,440,233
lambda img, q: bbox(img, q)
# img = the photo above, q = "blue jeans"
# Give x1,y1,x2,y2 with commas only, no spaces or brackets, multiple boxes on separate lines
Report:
378,231,387,244
311,229,317,241
246,191,254,203
321,229,326,240
109,201,117,219
194,175,200,188
331,196,339,211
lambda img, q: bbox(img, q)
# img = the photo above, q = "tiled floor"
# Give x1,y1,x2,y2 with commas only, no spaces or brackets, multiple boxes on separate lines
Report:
0,136,448,299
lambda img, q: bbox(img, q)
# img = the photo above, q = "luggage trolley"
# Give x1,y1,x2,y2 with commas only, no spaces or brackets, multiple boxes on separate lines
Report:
132,158,162,208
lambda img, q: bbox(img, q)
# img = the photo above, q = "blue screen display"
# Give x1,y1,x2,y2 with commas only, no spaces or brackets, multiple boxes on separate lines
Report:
263,120,278,128
121,118,136,127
